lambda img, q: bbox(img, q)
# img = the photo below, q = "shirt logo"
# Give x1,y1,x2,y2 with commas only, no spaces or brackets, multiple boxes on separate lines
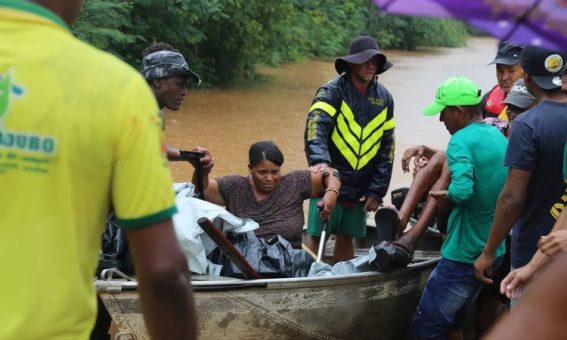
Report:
0,69,25,127
368,97,384,106
0,68,56,158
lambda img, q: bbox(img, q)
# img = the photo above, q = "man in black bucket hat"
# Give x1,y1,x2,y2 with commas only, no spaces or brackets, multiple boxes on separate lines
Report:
334,35,393,75
304,35,396,262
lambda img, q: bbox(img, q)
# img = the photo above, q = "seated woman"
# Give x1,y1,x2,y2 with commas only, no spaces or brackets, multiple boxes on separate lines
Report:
194,140,341,248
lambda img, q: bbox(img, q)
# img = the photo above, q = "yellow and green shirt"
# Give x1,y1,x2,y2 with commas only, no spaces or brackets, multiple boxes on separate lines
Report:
0,1,176,338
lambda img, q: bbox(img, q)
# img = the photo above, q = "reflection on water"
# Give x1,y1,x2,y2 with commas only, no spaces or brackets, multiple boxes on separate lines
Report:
166,37,499,200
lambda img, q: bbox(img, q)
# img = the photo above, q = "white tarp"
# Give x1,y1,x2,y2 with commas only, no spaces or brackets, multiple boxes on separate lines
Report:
172,183,259,275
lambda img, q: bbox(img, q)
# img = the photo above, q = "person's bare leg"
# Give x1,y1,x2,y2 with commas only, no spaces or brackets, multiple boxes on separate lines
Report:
398,152,446,233
307,234,332,260
396,159,451,252
306,235,320,255
333,234,354,263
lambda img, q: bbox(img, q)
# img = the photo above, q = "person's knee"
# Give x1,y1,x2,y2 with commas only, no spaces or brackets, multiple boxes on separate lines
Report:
306,235,320,250
332,234,354,261
430,151,446,164
410,158,444,193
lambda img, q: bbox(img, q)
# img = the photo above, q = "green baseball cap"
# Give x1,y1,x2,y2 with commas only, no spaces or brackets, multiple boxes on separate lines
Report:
423,76,482,116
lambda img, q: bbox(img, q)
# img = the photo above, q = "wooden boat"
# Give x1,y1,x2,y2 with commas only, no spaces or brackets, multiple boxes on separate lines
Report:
96,230,442,340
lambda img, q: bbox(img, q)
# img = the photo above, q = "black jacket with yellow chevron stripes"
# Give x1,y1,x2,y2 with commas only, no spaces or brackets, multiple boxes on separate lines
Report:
304,75,395,203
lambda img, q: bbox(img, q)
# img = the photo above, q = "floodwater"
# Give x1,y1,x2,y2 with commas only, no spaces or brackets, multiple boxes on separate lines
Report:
166,37,500,202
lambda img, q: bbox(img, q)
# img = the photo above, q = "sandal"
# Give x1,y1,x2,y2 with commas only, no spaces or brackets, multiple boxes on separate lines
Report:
374,206,400,244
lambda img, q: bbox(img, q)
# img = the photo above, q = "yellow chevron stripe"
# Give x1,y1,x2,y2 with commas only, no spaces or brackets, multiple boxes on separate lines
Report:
340,101,362,136
361,128,384,155
331,101,393,170
310,101,337,117
331,129,358,169
383,117,396,130
362,108,387,140
336,114,361,153
358,142,381,169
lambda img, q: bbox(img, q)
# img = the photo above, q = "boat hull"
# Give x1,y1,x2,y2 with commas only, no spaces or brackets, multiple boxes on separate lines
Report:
98,255,438,340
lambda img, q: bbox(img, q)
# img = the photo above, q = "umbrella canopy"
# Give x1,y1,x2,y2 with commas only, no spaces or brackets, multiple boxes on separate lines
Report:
373,0,567,51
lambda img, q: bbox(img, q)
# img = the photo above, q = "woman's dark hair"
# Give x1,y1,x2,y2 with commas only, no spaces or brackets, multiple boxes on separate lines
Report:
249,141,284,167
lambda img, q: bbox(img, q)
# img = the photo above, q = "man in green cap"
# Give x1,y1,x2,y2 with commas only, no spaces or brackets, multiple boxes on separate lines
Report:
410,76,508,339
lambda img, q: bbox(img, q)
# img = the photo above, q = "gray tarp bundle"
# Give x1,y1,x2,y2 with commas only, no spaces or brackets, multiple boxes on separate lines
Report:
208,231,314,279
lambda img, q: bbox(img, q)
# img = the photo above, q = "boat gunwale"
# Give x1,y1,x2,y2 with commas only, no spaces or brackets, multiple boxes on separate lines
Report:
95,256,439,292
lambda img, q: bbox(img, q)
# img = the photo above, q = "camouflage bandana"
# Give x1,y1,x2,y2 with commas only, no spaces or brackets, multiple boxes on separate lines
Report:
141,50,201,86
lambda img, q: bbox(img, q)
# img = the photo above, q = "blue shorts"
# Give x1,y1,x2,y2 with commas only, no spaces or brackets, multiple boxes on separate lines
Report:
411,256,502,339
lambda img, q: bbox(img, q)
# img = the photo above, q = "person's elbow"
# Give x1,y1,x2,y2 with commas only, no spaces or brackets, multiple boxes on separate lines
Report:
448,186,473,205
498,185,526,211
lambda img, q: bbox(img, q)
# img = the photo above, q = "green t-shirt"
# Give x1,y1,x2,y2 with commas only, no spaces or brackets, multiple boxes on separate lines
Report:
442,123,508,263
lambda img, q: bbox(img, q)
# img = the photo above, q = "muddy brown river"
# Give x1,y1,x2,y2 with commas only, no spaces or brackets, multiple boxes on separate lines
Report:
166,37,500,203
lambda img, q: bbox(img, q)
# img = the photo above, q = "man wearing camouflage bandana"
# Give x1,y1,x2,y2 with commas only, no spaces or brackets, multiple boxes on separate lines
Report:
141,42,212,167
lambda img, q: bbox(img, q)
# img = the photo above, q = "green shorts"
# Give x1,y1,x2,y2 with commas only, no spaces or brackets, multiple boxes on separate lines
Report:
306,198,367,238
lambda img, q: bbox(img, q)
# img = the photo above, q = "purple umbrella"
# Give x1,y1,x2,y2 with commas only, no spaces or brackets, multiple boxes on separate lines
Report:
373,0,567,51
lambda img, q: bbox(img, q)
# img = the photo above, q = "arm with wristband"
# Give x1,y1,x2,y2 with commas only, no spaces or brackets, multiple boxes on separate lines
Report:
310,167,342,220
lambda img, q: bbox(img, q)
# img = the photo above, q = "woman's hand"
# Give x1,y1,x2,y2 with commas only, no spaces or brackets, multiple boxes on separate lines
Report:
318,189,338,220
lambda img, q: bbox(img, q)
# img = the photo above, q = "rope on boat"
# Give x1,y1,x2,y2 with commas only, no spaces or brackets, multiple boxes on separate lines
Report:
224,290,344,340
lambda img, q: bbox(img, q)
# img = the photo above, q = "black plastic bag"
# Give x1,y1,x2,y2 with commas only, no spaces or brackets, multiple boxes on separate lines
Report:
368,242,412,272
208,231,314,279
95,211,134,277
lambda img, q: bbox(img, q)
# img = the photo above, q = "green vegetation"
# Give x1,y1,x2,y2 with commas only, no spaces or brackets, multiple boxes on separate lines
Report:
73,0,469,86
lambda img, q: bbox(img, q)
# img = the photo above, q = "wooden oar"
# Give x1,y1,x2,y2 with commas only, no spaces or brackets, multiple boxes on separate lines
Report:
301,243,317,261
197,217,262,280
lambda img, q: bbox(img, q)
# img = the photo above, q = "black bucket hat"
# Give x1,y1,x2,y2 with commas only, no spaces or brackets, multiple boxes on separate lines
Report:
335,36,393,75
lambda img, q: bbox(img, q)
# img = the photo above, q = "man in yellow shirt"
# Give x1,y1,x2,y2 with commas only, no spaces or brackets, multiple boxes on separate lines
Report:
0,1,196,339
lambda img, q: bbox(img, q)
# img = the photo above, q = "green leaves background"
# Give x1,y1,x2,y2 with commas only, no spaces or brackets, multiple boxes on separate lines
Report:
73,0,469,87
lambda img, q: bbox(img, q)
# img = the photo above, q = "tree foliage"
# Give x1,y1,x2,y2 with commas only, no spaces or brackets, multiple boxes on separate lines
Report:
73,0,469,86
